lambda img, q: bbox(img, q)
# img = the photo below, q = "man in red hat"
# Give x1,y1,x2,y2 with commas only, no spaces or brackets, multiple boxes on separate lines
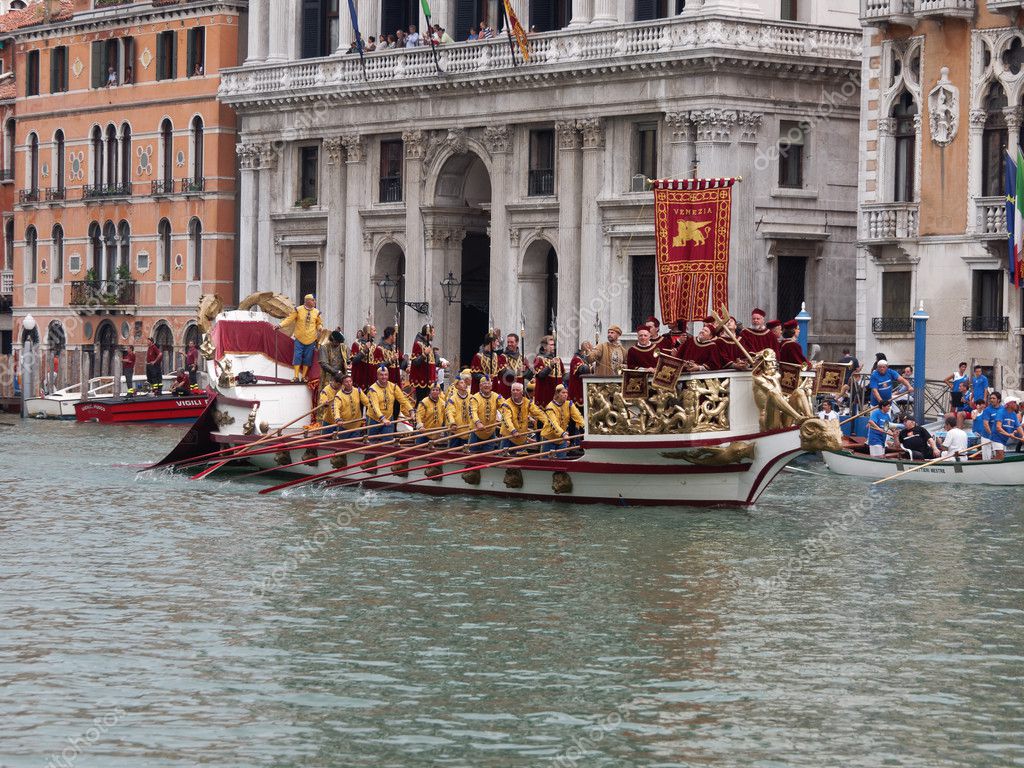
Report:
778,319,809,366
627,325,659,372
470,331,506,394
740,308,779,354
716,314,749,369
645,316,676,355
679,316,722,370
767,319,783,345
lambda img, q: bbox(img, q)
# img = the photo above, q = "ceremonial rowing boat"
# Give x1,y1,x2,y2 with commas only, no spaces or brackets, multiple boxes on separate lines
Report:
154,309,839,507
822,449,1024,485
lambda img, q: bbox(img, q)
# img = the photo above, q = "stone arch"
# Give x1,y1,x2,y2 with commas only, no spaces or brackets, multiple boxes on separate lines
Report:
153,320,174,373
95,319,118,376
372,241,406,345
519,236,558,349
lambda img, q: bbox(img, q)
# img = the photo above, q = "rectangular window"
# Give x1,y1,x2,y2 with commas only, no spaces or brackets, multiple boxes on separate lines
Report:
90,41,105,88
187,27,206,76
50,46,68,93
776,255,806,322
156,31,177,81
26,50,40,96
634,122,657,182
379,139,403,203
634,0,683,21
298,145,319,203
528,129,555,196
778,120,805,189
881,271,911,319
530,0,572,31
122,37,135,83
971,269,1003,319
781,0,798,21
630,254,657,331
298,261,318,304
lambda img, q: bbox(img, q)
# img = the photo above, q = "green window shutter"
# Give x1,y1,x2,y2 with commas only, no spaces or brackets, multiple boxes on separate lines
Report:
91,41,104,88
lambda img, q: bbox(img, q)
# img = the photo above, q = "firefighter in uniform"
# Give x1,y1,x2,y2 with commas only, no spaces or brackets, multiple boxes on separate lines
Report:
281,294,323,383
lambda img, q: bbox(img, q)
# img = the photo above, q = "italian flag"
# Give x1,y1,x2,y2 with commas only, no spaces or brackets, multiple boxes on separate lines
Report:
1017,147,1024,287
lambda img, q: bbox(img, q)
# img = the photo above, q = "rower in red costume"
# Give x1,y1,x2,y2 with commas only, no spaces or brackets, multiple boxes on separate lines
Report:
739,308,780,354
626,326,659,371
680,317,723,370
470,332,506,394
567,341,593,407
778,319,810,366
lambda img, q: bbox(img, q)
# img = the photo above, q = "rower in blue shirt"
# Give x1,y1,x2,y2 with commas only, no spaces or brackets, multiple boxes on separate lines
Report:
977,390,1004,460
868,359,912,406
866,399,896,457
970,365,989,407
995,396,1022,459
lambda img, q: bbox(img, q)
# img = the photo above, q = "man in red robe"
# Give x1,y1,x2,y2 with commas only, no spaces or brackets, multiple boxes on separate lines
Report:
568,341,592,408
471,332,506,394
372,326,404,384
716,315,749,369
680,319,722,370
532,335,564,406
740,308,779,354
778,319,809,366
626,326,659,371
767,319,783,347
350,324,376,390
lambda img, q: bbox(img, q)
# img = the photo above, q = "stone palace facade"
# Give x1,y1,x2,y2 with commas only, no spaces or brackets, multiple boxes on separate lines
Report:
221,0,861,365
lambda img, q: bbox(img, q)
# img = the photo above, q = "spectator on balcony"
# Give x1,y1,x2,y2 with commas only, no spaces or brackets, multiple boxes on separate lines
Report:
120,345,136,394
396,30,408,47
437,26,454,45
467,27,478,41
365,36,377,52
406,25,421,47
124,65,133,85
479,21,495,39
193,63,204,77
145,336,163,394
106,67,118,87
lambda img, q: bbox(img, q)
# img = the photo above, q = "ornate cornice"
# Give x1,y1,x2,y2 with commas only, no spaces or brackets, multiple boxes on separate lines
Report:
689,109,738,143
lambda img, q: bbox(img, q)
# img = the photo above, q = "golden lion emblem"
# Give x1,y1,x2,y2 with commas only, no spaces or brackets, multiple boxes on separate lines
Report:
672,219,712,247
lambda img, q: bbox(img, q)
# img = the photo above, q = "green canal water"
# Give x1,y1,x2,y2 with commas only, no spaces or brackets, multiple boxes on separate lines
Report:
0,416,1022,767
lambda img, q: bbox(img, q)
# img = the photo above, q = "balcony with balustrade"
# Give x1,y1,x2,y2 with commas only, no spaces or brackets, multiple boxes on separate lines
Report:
987,0,1024,14
975,196,1007,238
860,0,917,26
861,202,920,243
82,183,132,200
69,279,137,312
220,15,862,107
914,0,975,18
1,269,13,296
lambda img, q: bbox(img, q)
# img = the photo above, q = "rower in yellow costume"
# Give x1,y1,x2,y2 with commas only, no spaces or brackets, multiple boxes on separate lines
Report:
468,376,503,452
446,376,474,449
499,381,548,450
365,365,413,439
414,382,447,445
280,294,324,383
334,373,369,431
542,384,585,458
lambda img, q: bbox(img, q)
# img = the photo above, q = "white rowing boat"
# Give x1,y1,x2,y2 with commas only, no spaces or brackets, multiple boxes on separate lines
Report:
822,449,1024,485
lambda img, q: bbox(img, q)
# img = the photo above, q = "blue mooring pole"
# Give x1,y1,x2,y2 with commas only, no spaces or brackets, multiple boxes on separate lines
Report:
913,301,928,424
796,302,811,358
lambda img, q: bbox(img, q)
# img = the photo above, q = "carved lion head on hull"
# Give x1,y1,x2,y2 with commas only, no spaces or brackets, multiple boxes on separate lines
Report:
799,418,843,453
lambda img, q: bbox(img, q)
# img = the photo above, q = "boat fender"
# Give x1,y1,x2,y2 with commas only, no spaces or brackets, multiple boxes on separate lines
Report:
274,450,291,466
424,465,443,480
330,454,348,469
552,471,573,494
365,458,378,475
302,448,319,465
462,468,481,485
394,461,409,478
504,468,524,488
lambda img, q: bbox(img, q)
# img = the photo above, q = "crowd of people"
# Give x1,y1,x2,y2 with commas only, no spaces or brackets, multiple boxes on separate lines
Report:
280,295,823,453
345,20,500,54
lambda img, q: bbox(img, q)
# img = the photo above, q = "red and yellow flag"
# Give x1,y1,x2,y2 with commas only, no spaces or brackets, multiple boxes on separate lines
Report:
502,0,530,61
653,178,737,324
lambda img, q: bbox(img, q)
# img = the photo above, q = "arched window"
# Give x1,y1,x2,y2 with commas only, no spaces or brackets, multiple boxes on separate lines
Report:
91,126,103,187
28,132,38,192
158,218,172,280
4,219,13,271
190,115,204,183
3,119,14,175
154,322,174,374
188,217,202,281
160,119,173,183
103,220,117,280
105,124,117,188
52,224,63,283
54,129,65,195
120,123,131,189
88,221,102,278
118,220,130,271
25,225,37,283
981,83,1009,198
892,91,917,203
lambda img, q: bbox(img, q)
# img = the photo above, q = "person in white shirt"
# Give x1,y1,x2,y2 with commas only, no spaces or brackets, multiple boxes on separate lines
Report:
816,400,840,422
406,25,421,46
937,415,970,460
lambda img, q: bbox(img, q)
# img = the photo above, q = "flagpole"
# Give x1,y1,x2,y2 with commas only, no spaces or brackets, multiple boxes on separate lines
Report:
500,0,518,67
422,4,443,77
347,0,368,80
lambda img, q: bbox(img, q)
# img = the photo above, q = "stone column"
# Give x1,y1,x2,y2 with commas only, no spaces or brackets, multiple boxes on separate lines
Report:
665,112,695,178
341,134,367,334
362,0,382,43
321,138,345,326
577,117,605,349
570,0,594,27
402,129,427,343
734,111,763,314
876,116,895,205
255,143,278,293
688,108,738,178
555,120,583,345
267,0,292,61
236,143,260,297
592,0,617,24
336,0,355,52
246,0,268,62
485,126,515,340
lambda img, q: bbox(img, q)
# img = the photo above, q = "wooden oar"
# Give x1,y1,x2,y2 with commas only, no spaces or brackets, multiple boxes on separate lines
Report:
257,423,501,495
237,425,449,479
387,437,568,489
838,392,911,428
327,430,514,489
871,443,984,485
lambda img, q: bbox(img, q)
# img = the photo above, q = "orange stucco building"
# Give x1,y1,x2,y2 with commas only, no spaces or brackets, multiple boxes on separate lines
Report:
8,0,245,382
859,1,1024,385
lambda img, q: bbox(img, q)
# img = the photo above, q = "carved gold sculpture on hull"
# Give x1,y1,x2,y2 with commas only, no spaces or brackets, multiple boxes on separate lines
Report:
588,377,730,435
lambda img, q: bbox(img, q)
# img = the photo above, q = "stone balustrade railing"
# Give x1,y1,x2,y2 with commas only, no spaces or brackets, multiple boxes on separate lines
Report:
861,0,915,21
976,196,1007,236
220,16,861,103
915,0,975,15
862,201,920,241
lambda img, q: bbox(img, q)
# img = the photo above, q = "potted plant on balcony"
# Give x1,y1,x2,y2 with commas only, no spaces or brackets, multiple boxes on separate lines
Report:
296,197,317,210
116,264,132,281
85,268,97,282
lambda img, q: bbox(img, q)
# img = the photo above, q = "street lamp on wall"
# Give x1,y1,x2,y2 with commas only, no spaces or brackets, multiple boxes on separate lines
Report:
440,271,461,306
377,273,429,315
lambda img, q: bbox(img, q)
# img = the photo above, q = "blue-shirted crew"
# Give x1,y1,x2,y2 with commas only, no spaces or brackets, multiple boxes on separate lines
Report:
866,399,895,457
869,359,912,406
970,365,989,406
977,391,1004,460
946,361,970,410
995,397,1022,458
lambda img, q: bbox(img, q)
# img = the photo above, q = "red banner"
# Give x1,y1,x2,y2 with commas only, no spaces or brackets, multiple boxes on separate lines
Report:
653,178,735,324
